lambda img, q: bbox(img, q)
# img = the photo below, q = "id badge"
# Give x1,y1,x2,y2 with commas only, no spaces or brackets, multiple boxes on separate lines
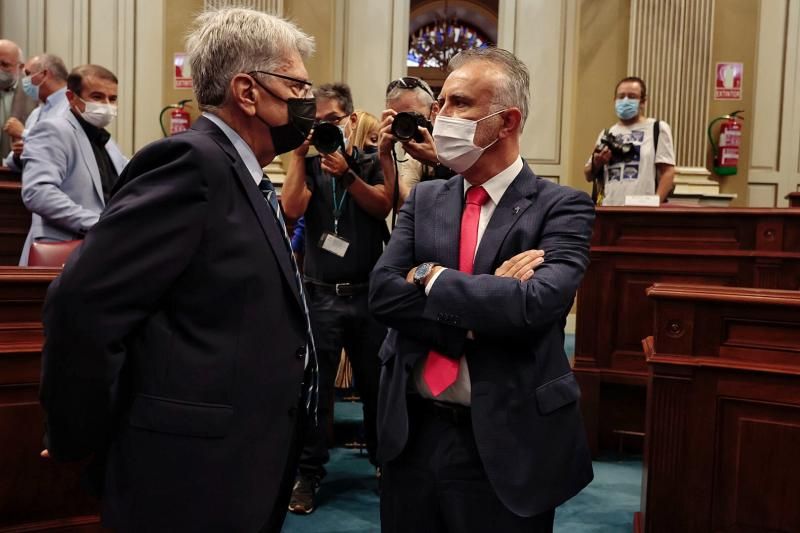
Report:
319,232,350,257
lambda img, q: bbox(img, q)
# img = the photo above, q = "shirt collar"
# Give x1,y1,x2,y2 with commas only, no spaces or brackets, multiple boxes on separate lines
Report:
464,156,524,205
203,112,263,185
44,87,67,109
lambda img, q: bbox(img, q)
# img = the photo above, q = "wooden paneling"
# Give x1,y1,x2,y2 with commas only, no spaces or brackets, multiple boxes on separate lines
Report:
637,283,800,533
575,207,800,454
0,177,29,266
0,268,103,532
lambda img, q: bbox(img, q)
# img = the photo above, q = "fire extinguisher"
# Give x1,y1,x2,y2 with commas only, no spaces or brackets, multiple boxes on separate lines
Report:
707,110,744,176
159,99,192,137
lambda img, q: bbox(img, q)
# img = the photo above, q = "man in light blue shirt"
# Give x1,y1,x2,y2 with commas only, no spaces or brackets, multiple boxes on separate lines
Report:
3,54,69,170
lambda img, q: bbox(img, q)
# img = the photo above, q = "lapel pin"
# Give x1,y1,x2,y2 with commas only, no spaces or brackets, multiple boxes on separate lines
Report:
513,206,521,215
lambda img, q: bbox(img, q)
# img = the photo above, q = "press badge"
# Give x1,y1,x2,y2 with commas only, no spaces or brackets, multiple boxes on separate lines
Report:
319,232,350,257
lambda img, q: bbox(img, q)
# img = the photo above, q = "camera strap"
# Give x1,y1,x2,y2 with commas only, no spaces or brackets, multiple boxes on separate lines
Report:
391,144,401,229
653,119,660,187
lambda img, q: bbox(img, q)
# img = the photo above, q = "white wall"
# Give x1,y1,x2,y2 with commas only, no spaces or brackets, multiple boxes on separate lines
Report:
748,0,800,206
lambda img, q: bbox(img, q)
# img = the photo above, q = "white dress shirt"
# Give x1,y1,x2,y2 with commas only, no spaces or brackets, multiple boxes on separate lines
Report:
415,156,524,405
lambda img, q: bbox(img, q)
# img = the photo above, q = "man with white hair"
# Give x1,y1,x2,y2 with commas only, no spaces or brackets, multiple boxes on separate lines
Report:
39,8,318,532
370,47,595,532
0,39,36,158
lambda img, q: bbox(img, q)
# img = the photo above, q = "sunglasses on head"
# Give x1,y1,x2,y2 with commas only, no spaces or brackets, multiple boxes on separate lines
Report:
386,77,435,100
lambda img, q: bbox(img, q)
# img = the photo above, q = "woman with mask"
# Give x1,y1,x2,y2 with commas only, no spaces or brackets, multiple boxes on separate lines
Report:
350,110,379,153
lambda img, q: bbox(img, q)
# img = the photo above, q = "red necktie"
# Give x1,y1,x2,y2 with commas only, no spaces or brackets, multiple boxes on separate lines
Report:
423,185,490,396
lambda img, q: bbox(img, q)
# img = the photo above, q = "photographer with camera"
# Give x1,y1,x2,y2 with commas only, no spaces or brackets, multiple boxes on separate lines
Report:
282,83,391,514
584,76,675,206
378,76,454,209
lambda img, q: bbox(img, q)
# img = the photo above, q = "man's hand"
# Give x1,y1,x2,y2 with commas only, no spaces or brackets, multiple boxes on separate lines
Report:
378,109,397,158
293,136,311,158
321,150,349,177
3,117,24,140
11,139,23,159
591,146,612,169
494,250,545,281
402,127,438,167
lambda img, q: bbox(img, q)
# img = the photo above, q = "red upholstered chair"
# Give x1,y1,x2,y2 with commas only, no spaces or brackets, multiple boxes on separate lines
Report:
28,240,82,267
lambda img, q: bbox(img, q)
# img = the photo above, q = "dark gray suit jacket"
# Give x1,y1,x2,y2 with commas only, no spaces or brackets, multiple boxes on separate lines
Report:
369,162,595,517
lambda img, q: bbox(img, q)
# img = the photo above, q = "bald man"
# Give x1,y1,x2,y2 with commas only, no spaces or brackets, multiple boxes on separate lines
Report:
3,54,69,170
0,39,36,159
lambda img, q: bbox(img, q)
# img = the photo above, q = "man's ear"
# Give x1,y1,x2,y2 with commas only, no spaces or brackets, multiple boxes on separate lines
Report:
230,73,258,117
429,101,440,120
498,108,523,139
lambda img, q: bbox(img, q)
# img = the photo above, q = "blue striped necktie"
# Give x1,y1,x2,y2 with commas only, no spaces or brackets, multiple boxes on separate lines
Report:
259,175,318,418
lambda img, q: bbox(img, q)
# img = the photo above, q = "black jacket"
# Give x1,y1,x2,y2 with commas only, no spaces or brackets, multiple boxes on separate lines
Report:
40,116,311,532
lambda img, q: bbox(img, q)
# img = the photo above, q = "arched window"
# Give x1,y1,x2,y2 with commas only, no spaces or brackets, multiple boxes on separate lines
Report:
408,19,490,68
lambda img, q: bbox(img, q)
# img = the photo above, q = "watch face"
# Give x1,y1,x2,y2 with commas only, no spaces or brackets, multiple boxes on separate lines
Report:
415,263,432,284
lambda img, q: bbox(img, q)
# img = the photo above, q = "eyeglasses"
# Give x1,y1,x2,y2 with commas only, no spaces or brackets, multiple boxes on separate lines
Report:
386,76,435,100
249,70,314,98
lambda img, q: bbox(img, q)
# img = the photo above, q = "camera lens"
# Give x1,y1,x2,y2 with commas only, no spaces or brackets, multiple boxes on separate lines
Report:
311,122,343,154
391,112,420,141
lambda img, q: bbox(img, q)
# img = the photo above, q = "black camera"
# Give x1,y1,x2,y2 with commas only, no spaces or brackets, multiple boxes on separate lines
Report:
391,111,432,143
598,130,634,162
311,122,344,154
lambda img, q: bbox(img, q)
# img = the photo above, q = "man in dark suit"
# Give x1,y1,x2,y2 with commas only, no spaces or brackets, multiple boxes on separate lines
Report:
39,8,318,533
370,47,595,532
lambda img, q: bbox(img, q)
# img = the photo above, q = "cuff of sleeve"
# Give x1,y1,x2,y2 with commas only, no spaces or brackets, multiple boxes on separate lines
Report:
424,267,447,296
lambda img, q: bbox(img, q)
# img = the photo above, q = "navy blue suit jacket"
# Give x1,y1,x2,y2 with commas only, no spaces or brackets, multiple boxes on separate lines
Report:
369,161,595,517
40,117,310,532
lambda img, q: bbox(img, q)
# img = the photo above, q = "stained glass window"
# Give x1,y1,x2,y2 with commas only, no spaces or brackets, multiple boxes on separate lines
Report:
408,20,490,68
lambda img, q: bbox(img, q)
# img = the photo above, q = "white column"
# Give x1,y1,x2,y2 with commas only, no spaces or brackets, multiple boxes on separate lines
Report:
629,0,723,198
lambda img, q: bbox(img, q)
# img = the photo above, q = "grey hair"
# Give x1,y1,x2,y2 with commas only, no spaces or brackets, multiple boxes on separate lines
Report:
186,7,315,109
314,82,354,115
448,47,530,129
36,54,68,81
386,81,435,108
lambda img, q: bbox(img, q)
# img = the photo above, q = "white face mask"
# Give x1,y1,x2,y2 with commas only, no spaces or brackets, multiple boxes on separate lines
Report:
432,109,505,174
80,98,117,129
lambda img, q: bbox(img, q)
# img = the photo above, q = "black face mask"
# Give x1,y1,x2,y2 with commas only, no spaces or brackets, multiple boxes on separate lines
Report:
269,97,316,154
253,78,316,154
362,145,378,155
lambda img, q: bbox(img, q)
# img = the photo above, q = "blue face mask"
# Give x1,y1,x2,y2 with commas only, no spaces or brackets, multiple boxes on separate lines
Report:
22,73,41,101
615,98,640,120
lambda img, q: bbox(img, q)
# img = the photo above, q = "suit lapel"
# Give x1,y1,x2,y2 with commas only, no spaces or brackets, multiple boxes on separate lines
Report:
66,112,105,205
472,164,538,275
194,117,304,312
435,177,464,269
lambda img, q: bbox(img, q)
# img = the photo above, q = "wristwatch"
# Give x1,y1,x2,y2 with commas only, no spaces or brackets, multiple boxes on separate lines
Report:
413,262,438,287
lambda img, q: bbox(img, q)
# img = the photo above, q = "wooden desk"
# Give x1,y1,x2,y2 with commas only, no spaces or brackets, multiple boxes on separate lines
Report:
635,283,800,533
0,267,103,532
574,207,800,454
787,191,800,207
0,177,29,266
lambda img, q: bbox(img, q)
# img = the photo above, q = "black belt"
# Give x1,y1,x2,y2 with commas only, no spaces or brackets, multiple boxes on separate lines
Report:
407,394,471,426
305,278,369,296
